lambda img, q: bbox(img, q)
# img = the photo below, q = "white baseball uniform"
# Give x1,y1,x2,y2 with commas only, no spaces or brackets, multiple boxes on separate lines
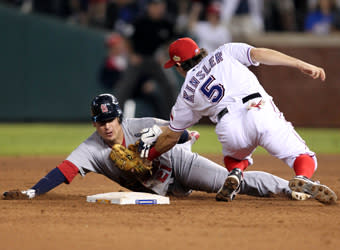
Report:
169,43,316,169
66,117,292,197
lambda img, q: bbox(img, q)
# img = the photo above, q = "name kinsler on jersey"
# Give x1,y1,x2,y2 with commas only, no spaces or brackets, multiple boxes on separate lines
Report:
183,51,224,103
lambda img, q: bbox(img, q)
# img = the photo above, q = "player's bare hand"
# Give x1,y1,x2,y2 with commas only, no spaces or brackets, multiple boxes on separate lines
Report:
297,61,326,81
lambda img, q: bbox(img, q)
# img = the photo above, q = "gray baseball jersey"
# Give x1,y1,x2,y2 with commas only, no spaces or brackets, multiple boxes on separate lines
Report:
66,117,291,197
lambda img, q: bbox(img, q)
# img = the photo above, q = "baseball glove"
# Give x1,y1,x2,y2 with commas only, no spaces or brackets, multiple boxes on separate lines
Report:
109,143,153,177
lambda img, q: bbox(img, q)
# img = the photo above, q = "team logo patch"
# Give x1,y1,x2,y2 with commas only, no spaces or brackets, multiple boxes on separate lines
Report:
101,104,109,113
173,55,181,62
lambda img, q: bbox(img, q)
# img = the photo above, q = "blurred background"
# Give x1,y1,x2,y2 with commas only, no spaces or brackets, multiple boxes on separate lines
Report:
0,0,340,127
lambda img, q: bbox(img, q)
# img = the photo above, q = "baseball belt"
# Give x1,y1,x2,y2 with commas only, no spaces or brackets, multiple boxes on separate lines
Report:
217,92,262,122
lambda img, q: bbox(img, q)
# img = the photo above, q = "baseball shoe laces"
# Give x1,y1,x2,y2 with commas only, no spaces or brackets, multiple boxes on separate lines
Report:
216,168,243,202
289,175,337,204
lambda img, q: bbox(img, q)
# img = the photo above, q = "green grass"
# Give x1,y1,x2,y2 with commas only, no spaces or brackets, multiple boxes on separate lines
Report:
0,123,94,155
0,123,339,156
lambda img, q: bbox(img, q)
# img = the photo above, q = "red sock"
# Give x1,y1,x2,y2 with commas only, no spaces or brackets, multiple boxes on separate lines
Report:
293,154,315,178
224,156,249,172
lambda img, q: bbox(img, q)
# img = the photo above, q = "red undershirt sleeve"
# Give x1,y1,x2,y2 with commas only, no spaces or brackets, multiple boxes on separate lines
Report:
57,160,79,184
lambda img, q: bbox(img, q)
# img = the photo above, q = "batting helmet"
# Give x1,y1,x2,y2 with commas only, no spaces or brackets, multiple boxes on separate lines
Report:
91,94,123,122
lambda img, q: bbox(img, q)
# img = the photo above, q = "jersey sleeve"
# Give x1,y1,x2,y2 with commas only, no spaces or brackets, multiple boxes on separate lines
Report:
223,43,260,67
57,160,79,184
65,141,99,176
169,98,201,132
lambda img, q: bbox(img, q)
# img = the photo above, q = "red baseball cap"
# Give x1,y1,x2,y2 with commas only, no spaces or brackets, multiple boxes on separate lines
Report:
164,37,200,69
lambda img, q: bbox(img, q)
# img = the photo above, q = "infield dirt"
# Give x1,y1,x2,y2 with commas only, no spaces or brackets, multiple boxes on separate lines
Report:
1,154,339,250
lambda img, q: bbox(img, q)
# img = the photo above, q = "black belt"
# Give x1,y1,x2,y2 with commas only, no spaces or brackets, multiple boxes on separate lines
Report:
217,108,229,122
242,92,261,103
217,92,262,122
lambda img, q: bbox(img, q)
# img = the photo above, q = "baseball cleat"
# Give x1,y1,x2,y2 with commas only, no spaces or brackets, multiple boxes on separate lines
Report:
291,191,311,201
289,176,337,204
216,168,243,202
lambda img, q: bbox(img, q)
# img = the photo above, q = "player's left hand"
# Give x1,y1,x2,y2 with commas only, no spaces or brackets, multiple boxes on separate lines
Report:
136,125,163,158
2,189,36,200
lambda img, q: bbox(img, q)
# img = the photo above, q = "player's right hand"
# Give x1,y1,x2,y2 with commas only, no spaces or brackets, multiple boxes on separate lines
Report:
136,125,162,158
138,140,153,159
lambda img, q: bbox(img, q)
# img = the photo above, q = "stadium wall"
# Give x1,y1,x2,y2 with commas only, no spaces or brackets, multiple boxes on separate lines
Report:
248,33,340,127
1,5,339,126
0,5,106,121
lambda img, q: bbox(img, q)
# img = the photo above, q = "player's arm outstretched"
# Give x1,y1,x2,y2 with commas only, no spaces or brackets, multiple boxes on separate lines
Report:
250,47,326,81
2,162,79,200
154,128,182,154
142,127,182,161
137,123,192,160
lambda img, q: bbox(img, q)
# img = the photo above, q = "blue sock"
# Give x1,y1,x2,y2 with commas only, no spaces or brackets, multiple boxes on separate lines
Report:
31,167,66,196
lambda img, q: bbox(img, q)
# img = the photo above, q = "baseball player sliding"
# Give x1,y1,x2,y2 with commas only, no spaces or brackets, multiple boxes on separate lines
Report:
137,37,337,204
3,94,308,201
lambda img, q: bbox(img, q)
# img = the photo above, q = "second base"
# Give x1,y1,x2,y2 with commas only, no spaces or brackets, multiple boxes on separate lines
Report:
86,192,170,205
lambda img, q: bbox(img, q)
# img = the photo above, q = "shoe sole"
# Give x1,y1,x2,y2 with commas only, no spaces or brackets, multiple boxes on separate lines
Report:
289,178,337,204
216,175,240,202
